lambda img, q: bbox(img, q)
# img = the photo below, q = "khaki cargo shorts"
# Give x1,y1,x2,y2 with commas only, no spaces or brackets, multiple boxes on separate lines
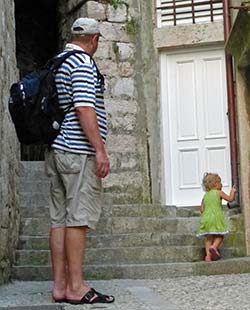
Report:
45,149,102,230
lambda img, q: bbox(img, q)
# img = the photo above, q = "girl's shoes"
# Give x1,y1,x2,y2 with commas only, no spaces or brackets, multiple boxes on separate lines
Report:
205,255,212,262
209,246,221,261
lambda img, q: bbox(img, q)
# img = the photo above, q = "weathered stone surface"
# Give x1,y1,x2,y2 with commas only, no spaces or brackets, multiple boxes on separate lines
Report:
115,42,134,61
0,0,19,284
105,135,138,153
14,159,246,279
118,62,134,77
56,0,151,206
100,22,130,42
107,4,128,23
154,21,224,49
113,78,135,98
87,1,107,20
94,41,112,60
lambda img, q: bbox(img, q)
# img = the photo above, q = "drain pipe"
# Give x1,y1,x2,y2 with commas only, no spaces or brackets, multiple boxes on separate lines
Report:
223,0,240,208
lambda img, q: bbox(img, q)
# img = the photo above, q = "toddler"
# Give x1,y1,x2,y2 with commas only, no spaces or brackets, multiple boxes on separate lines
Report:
196,172,237,262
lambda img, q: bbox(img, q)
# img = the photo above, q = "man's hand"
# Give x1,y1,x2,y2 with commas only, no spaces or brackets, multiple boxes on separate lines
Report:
95,150,110,178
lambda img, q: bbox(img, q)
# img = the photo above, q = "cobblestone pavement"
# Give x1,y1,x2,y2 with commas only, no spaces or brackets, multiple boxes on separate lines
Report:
1,274,250,309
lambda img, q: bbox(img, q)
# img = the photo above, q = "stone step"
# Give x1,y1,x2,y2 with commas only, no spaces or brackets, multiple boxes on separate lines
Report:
18,236,49,250
12,256,250,281
20,192,50,207
19,161,47,179
18,230,245,251
15,246,203,266
19,180,50,193
19,216,204,236
19,204,179,218
15,245,244,267
18,232,204,250
19,201,241,218
20,213,244,238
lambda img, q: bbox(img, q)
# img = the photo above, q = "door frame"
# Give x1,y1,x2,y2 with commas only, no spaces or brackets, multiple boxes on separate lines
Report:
160,44,230,206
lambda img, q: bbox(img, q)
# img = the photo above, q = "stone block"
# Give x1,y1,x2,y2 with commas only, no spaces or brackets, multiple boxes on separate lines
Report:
119,153,138,170
154,21,224,49
100,22,130,42
108,109,137,133
87,1,106,20
106,99,137,114
116,42,134,61
95,41,112,60
118,62,134,77
107,4,128,23
113,77,135,98
105,135,138,153
97,59,119,77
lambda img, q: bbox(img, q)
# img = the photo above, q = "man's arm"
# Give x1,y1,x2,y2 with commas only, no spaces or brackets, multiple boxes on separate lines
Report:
76,106,110,178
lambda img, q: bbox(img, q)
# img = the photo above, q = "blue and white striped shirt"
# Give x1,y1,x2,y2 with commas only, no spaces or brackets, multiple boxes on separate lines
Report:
51,44,107,155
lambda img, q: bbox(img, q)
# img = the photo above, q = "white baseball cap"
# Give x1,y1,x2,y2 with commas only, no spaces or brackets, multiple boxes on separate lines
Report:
71,17,101,35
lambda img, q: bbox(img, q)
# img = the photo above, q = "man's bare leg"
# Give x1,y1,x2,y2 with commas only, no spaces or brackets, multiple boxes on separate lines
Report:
65,226,90,300
49,227,67,300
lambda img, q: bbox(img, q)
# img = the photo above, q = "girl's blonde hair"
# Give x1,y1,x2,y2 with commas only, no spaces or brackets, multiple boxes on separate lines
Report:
202,172,221,191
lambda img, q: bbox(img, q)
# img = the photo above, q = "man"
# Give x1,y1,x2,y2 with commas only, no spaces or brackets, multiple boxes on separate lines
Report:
45,17,114,304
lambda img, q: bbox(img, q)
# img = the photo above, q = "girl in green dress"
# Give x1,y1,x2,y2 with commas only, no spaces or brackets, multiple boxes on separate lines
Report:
197,173,237,262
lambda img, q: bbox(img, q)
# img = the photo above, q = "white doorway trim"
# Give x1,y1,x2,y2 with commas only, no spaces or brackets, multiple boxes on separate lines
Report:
160,45,232,207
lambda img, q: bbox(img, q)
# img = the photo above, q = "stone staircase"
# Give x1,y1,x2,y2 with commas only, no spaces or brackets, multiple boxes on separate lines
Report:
13,161,247,280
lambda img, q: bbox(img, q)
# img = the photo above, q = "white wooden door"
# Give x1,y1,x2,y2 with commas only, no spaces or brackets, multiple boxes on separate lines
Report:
160,48,232,206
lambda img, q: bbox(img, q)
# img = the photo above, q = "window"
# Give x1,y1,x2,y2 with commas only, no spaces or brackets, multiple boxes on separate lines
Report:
156,0,223,27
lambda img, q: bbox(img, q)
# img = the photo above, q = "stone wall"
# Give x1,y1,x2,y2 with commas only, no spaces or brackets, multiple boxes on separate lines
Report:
57,1,226,205
58,0,156,204
226,9,250,255
0,0,20,283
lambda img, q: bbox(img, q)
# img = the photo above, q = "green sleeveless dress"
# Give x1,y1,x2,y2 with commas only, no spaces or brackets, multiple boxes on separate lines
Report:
196,189,229,238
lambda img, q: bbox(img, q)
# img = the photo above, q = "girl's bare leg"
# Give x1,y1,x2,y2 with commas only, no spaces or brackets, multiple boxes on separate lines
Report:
212,235,224,249
205,235,214,257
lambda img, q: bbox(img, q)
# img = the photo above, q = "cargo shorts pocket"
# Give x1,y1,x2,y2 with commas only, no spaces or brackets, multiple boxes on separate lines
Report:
54,150,81,174
86,156,102,191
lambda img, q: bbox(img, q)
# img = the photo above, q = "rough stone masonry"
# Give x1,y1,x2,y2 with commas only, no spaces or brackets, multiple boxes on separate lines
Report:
0,0,20,284
57,0,160,205
0,0,160,283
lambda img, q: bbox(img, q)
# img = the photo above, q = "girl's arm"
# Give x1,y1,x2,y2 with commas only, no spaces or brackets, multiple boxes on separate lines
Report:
200,200,204,214
218,185,237,202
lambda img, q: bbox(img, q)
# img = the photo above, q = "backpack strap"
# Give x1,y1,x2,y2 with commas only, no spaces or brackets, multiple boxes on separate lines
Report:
46,50,104,115
47,50,103,79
